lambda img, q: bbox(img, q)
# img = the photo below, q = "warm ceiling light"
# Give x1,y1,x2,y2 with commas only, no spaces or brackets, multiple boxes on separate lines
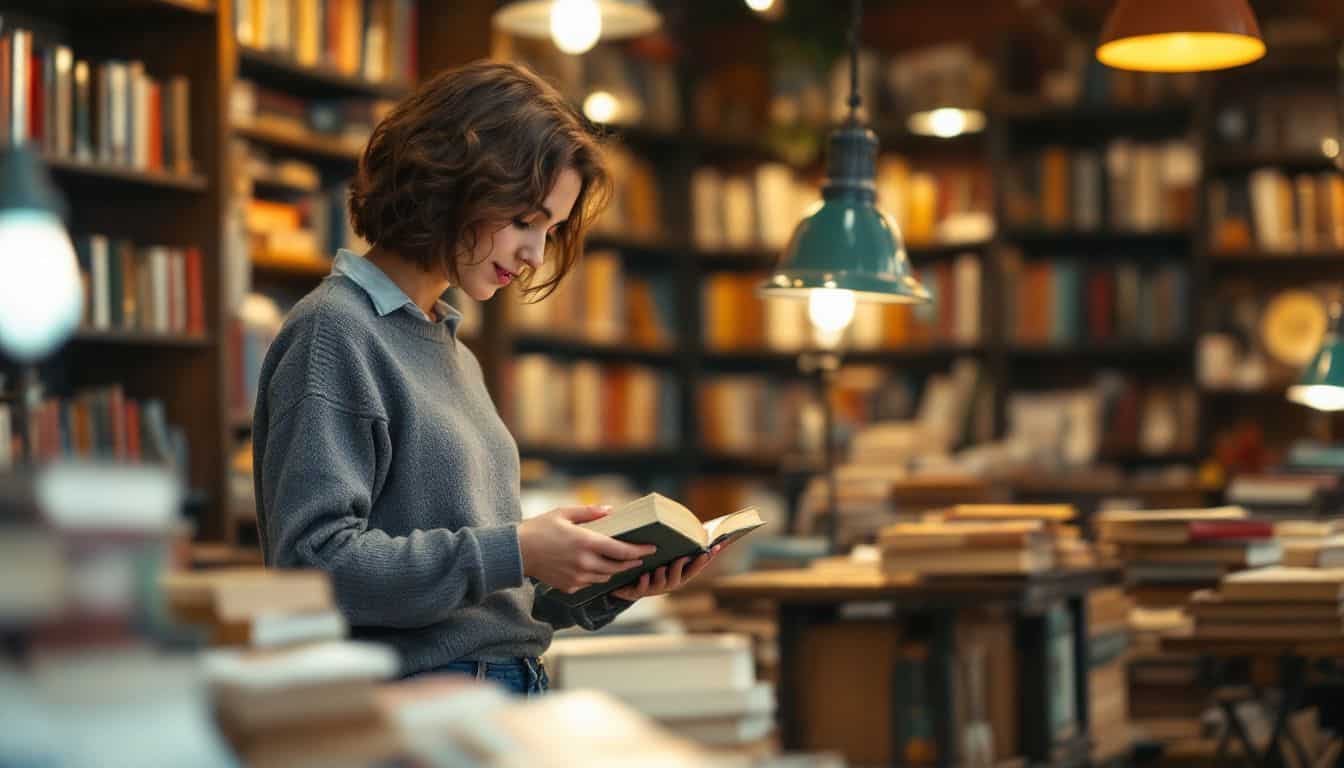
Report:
1096,0,1265,72
907,107,987,138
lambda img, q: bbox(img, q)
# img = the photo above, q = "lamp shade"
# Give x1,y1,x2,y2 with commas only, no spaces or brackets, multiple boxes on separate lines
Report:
1288,305,1344,411
0,144,82,362
493,0,661,41
761,123,930,305
1096,0,1264,73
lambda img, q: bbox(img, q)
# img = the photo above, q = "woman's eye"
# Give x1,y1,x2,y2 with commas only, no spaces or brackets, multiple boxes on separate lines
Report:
512,217,533,230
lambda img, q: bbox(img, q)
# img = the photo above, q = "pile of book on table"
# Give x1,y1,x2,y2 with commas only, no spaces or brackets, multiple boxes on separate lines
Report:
545,633,777,756
1276,519,1344,568
1087,587,1134,764
1095,506,1277,652
1189,567,1344,640
878,505,1088,576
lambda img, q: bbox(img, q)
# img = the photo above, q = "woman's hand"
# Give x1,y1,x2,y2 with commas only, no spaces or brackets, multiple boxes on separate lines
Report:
518,506,657,594
610,544,724,602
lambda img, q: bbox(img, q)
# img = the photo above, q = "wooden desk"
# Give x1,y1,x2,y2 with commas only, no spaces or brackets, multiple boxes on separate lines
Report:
713,567,1122,768
1160,635,1344,768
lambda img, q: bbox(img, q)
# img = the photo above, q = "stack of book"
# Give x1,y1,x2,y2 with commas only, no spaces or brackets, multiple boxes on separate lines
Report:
935,504,1093,568
204,639,406,766
16,385,184,468
878,517,1058,577
0,464,238,765
1188,567,1344,641
1226,474,1344,521
691,164,817,250
162,567,346,648
1096,506,1277,669
1208,171,1344,254
544,634,776,754
1277,519,1344,568
697,375,812,458
232,78,391,149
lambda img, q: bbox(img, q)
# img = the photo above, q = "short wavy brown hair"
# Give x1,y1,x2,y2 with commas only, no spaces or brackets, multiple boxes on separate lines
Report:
349,60,610,299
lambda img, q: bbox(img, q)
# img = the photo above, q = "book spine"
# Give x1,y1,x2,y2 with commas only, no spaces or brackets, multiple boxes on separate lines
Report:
10,30,27,145
73,59,90,160
54,46,71,157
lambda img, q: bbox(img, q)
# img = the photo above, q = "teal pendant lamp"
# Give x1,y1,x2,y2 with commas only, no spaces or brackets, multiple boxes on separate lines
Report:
1288,301,1344,412
759,0,931,308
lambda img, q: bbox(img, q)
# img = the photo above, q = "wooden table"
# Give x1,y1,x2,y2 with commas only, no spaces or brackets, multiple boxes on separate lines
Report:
1160,635,1344,768
713,567,1122,768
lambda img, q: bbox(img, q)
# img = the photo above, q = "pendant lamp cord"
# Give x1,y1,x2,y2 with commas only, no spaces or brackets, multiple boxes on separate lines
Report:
847,0,862,122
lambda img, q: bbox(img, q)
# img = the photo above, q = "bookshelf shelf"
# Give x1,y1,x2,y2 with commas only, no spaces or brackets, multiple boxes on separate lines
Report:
587,233,692,263
1205,148,1339,173
517,446,683,472
907,240,993,259
233,121,364,162
238,46,412,100
147,0,214,12
703,346,984,372
696,245,778,270
513,335,679,366
1004,229,1191,248
71,330,212,348
1008,341,1194,362
250,251,332,279
44,156,209,192
248,171,321,195
1208,250,1344,266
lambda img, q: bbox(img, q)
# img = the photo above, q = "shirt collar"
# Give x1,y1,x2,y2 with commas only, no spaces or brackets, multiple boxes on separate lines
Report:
332,249,461,333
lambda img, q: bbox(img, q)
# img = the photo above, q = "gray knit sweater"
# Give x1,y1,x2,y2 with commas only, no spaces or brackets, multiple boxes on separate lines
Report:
253,273,627,674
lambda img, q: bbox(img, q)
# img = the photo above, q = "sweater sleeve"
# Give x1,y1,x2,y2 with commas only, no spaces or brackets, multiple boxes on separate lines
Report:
260,394,525,629
530,586,633,631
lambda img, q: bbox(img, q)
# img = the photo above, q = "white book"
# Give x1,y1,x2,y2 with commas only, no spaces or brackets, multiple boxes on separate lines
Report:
546,634,755,695
204,640,399,691
753,163,796,248
691,167,725,249
107,62,129,165
10,30,29,145
54,46,73,157
722,176,756,248
955,253,981,343
151,247,170,333
248,610,347,649
618,681,775,720
570,362,602,449
663,713,775,747
1249,169,1292,251
0,404,11,471
130,65,149,169
90,235,110,329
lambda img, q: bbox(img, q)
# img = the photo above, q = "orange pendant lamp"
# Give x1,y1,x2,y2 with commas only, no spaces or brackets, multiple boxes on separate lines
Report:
1096,0,1265,72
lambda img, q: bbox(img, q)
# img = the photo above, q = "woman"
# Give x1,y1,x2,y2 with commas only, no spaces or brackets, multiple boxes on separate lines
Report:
252,61,720,695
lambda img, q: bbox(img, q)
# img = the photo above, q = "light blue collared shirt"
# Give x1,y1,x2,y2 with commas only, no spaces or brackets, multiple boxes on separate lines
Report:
331,249,461,334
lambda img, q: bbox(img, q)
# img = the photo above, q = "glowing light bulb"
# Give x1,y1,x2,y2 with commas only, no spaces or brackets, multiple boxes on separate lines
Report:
0,210,83,361
551,0,601,55
807,289,856,334
745,0,776,11
1288,384,1344,411
583,90,619,124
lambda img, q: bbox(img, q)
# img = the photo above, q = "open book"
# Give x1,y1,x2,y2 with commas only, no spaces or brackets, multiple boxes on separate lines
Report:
537,493,766,608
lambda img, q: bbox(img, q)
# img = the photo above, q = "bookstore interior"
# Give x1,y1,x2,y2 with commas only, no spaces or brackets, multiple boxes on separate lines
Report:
10,0,1344,765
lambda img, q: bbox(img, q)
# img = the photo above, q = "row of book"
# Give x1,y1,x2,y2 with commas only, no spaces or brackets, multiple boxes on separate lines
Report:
509,251,676,350
1208,170,1344,253
231,77,392,148
1,28,192,173
3,385,183,467
1008,380,1198,467
702,258,982,351
1002,142,1198,233
73,236,206,336
234,0,418,85
229,293,286,422
507,356,680,451
698,376,814,458
1001,256,1189,345
591,144,663,244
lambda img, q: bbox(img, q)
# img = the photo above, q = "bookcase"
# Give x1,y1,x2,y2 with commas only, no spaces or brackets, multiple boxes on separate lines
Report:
0,0,490,542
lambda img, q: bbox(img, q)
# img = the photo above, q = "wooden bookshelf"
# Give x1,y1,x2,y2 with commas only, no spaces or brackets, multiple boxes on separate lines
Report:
237,45,411,100
232,120,364,162
1204,148,1339,174
44,156,209,192
247,170,321,194
1007,341,1194,362
1004,229,1192,248
512,335,678,366
71,330,213,347
1208,249,1344,265
250,250,333,279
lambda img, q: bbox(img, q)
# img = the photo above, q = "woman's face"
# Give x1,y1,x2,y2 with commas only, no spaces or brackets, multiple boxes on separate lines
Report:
458,167,582,301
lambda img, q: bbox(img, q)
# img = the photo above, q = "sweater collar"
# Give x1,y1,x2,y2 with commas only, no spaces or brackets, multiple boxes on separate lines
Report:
332,249,462,335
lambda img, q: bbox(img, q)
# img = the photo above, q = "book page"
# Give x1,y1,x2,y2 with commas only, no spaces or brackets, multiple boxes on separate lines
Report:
702,507,765,549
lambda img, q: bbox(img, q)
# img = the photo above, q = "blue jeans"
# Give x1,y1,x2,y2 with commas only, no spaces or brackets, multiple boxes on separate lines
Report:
430,657,549,697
